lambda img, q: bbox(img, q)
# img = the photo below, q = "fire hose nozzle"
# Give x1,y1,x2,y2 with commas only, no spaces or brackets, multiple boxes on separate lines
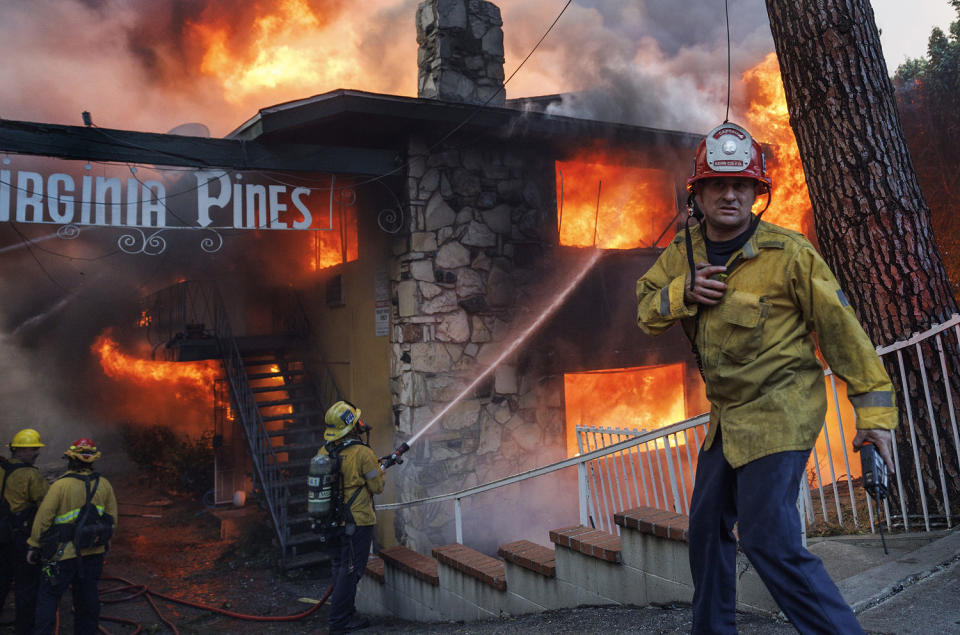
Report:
380,442,410,470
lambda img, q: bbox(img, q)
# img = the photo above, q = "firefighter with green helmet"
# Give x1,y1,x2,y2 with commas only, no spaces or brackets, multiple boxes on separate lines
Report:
27,438,117,635
0,428,49,635
309,400,385,634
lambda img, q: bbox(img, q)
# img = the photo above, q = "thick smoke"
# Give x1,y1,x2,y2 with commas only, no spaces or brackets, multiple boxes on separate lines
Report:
503,1,776,132
0,1,776,136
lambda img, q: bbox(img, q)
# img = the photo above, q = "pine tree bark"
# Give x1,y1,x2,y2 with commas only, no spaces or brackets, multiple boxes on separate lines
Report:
765,0,960,521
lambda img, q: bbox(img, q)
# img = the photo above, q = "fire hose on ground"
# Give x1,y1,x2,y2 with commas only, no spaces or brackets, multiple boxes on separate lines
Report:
85,576,333,635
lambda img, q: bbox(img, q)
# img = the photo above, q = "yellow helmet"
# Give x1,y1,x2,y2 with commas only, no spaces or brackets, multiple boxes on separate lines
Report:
10,428,45,448
64,438,101,463
324,401,361,442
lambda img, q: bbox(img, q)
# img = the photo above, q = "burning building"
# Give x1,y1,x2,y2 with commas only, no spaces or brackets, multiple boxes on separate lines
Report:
214,0,710,556
0,0,830,566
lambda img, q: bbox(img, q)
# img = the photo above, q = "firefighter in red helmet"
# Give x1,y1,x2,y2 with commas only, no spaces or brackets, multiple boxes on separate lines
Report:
636,122,897,634
28,438,117,635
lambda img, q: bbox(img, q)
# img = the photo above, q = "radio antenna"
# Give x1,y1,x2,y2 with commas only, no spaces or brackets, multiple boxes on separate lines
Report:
724,0,731,123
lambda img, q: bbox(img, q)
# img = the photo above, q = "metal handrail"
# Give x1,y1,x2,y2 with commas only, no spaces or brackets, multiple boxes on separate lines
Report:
378,314,959,546
142,281,291,555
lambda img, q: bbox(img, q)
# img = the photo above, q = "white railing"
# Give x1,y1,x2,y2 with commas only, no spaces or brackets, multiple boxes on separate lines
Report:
579,313,960,537
379,315,959,546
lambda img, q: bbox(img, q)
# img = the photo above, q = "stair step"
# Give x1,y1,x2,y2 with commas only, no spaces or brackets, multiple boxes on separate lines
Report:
256,397,316,408
262,410,322,423
283,550,329,570
251,383,307,394
266,426,318,438
286,530,327,548
281,458,313,471
270,444,316,455
247,370,306,380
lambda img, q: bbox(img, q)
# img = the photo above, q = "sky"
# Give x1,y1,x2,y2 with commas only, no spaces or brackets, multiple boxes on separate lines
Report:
0,0,955,137
872,0,956,67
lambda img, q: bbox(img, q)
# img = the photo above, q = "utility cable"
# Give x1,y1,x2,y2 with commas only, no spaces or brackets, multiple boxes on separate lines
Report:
8,222,67,290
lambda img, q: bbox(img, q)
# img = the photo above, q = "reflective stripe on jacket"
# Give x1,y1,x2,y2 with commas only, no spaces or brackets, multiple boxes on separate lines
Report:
318,441,385,526
27,469,118,561
636,219,897,468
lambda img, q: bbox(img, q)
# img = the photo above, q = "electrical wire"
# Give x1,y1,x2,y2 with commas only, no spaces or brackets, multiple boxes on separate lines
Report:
8,222,67,290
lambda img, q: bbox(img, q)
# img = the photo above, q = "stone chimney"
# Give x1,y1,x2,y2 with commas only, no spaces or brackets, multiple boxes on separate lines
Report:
416,0,506,106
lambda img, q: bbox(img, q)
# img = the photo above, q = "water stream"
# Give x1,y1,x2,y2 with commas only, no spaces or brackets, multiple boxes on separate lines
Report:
406,248,604,446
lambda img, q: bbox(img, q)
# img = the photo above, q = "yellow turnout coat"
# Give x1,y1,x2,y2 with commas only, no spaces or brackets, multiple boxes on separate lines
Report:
636,219,897,468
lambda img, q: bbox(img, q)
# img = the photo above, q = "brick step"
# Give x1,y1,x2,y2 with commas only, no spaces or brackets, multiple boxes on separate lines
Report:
549,526,621,563
365,556,385,584
432,544,506,591
378,545,439,586
498,539,556,578
614,506,689,542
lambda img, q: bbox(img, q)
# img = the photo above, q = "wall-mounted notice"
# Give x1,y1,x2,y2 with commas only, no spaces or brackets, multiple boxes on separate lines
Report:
374,267,390,337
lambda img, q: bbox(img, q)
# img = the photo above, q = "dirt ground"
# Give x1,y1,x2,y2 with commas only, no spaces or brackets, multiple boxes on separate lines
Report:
1,472,335,634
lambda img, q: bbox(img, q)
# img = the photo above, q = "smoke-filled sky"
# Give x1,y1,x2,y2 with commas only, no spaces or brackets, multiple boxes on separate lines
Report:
0,0,953,137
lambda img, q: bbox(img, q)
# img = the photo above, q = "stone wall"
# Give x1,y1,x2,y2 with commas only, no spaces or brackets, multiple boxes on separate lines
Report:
389,136,569,552
416,0,505,106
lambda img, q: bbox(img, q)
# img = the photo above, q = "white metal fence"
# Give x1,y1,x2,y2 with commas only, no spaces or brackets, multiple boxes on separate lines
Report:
379,314,959,547
578,313,960,537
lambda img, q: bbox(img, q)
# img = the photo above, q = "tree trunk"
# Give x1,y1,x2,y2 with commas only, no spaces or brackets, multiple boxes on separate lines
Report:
765,0,960,522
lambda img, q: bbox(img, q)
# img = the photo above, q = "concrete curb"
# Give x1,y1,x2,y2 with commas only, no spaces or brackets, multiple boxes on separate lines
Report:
837,528,960,613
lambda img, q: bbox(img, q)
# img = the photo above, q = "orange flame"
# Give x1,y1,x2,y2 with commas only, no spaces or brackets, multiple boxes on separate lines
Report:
557,157,676,249
188,0,360,105
94,333,219,389
742,53,813,236
564,364,687,457
92,330,220,437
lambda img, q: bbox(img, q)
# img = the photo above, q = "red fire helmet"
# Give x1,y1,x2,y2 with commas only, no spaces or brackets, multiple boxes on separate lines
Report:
65,437,101,463
686,122,772,194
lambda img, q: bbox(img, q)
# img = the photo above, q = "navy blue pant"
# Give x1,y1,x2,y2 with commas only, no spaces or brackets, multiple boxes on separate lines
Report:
32,554,103,635
689,432,864,634
327,524,374,631
0,534,41,634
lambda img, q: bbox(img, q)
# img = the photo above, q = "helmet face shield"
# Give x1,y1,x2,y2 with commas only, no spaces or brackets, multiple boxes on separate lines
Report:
687,122,771,194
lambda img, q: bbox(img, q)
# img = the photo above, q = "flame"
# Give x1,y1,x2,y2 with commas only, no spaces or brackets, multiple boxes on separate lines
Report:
188,0,361,105
742,53,813,236
94,333,219,389
557,157,676,249
92,330,220,436
564,364,687,457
